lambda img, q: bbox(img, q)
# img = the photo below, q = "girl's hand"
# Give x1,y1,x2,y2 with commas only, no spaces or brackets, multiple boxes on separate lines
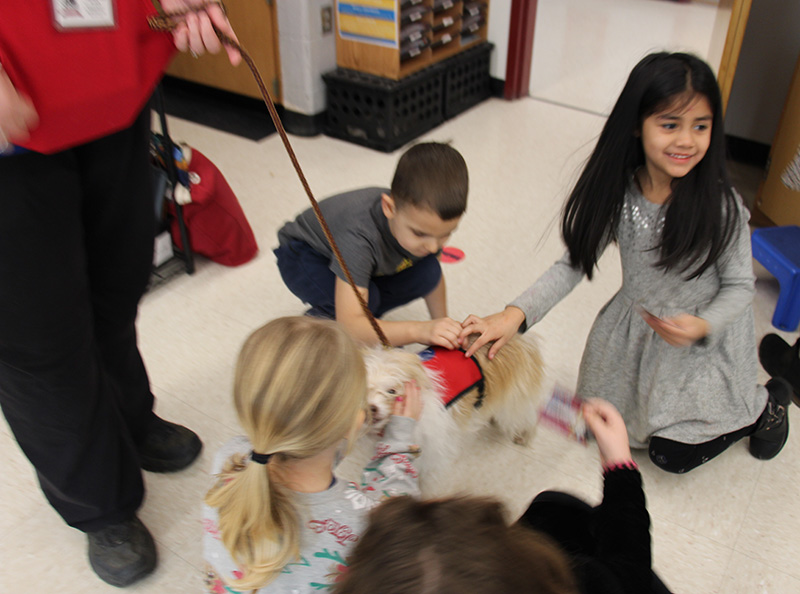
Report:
0,67,38,149
421,318,462,350
642,312,709,347
160,0,242,65
582,399,631,466
392,380,423,421
459,306,525,359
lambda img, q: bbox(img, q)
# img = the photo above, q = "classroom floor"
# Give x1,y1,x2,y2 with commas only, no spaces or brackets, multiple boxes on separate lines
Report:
3,2,799,594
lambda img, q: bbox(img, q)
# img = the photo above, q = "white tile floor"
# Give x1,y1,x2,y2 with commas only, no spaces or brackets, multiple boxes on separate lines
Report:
2,94,797,594
3,2,800,593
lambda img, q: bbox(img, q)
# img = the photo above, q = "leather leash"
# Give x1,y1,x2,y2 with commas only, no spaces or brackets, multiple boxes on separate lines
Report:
149,1,391,348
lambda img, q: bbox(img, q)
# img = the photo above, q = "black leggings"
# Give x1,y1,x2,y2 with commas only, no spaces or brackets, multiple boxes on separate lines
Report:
649,421,757,474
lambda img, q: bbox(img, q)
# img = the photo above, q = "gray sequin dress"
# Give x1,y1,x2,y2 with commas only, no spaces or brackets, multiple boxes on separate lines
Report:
510,185,767,447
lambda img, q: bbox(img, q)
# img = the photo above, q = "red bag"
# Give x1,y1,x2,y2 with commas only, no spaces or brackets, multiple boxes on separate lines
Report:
169,148,258,267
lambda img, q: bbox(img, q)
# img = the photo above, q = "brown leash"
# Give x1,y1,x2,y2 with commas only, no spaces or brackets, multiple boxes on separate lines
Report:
149,1,391,348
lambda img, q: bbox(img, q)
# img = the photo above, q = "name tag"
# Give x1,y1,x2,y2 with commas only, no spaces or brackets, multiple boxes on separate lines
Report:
52,0,117,31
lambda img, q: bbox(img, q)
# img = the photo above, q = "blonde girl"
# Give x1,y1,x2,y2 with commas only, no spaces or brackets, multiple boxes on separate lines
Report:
203,316,421,592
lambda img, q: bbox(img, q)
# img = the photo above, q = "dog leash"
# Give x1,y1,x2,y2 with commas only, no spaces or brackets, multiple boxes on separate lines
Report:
149,1,391,348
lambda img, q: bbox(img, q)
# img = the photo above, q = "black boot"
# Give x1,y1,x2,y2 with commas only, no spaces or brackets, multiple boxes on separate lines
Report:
87,516,157,587
758,334,800,406
136,415,202,473
749,378,792,460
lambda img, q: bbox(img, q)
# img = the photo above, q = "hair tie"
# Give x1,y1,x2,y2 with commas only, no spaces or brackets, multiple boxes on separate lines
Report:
250,451,273,465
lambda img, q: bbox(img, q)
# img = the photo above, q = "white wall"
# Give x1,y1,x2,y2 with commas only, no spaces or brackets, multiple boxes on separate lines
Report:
276,0,337,115
724,0,800,144
487,0,512,80
527,0,720,115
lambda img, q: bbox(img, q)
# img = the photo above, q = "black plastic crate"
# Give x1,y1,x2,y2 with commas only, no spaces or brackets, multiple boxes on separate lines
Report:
443,42,493,119
323,66,444,152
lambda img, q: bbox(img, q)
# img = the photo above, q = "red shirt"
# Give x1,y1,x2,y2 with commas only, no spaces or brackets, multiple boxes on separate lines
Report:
0,0,174,153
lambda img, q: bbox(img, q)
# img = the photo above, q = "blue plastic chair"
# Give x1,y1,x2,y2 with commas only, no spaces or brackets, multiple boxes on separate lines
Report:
752,225,800,331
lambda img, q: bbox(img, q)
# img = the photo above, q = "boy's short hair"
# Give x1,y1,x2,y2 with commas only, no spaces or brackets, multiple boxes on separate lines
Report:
390,142,468,220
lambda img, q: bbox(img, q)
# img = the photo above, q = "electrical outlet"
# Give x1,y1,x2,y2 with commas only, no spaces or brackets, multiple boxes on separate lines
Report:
321,6,333,34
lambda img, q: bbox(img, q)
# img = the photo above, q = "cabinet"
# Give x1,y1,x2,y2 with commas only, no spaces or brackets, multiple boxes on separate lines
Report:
335,0,490,80
165,0,282,102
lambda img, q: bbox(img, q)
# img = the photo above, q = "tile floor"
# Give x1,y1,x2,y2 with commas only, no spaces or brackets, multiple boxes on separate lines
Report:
3,2,799,593
2,94,798,594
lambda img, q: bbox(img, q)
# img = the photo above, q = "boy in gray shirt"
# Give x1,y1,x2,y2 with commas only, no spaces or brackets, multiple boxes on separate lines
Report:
275,143,468,348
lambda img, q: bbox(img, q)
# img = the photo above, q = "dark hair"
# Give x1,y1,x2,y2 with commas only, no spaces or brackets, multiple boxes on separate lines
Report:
391,142,469,220
562,52,738,280
334,496,579,594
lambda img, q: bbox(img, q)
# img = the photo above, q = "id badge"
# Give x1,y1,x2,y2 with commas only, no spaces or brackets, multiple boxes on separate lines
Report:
51,0,117,31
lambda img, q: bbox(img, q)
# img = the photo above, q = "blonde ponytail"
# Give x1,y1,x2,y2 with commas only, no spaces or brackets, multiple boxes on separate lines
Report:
206,317,367,590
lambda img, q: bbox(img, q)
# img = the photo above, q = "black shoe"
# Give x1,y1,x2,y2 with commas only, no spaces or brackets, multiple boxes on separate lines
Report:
749,378,792,460
758,334,800,406
87,516,157,587
137,415,202,473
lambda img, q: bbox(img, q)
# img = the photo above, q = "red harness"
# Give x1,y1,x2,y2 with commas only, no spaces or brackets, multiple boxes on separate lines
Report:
418,347,486,408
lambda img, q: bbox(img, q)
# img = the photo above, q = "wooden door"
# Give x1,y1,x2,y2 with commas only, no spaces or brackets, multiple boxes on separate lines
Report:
166,0,282,102
715,0,752,114
756,53,800,226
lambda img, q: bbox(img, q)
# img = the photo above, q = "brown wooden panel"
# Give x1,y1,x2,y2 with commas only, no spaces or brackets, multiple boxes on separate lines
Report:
757,53,800,227
166,0,281,102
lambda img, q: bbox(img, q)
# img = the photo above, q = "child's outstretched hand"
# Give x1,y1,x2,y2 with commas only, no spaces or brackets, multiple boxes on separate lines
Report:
641,311,709,347
392,380,423,421
459,306,526,359
421,318,462,350
582,399,631,467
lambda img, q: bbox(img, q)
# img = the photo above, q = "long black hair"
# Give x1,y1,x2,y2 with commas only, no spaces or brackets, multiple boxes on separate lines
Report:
561,52,737,280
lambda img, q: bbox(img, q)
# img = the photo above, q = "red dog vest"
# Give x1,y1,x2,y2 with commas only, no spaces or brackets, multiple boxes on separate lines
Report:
418,347,485,408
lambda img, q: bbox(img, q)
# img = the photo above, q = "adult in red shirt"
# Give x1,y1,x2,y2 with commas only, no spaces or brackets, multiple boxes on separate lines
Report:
0,0,240,587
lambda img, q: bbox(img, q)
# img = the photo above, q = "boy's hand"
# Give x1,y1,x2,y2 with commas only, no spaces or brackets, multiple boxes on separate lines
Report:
392,380,423,421
582,399,631,466
422,318,462,350
641,311,709,347
459,306,525,359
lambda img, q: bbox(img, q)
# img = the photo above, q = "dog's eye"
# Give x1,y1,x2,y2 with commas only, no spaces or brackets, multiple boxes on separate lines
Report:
387,388,396,395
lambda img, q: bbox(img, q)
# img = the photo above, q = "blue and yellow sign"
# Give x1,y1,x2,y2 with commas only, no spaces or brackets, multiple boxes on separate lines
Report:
337,0,398,48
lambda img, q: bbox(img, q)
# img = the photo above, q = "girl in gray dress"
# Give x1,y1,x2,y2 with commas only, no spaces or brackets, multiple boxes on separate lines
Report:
461,53,791,474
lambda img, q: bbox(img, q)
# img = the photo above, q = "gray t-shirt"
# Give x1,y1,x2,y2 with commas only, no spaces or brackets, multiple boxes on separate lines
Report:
277,187,423,287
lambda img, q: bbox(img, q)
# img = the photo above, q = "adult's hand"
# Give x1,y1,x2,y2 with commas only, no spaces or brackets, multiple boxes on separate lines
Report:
159,0,242,65
0,66,38,151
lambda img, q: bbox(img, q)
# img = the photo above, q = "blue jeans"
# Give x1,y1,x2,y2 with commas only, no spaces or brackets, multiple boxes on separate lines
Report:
274,240,442,318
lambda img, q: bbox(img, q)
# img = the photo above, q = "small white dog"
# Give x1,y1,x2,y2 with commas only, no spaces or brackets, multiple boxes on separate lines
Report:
363,334,546,483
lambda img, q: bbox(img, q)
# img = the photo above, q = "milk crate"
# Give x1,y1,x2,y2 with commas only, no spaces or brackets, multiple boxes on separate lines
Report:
323,65,444,153
443,42,492,118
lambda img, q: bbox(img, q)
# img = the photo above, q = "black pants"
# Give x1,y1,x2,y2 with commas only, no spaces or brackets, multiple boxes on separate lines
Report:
649,420,756,474
274,239,442,318
0,109,156,532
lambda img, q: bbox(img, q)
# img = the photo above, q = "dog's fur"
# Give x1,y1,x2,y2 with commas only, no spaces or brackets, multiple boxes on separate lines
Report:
363,334,545,484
